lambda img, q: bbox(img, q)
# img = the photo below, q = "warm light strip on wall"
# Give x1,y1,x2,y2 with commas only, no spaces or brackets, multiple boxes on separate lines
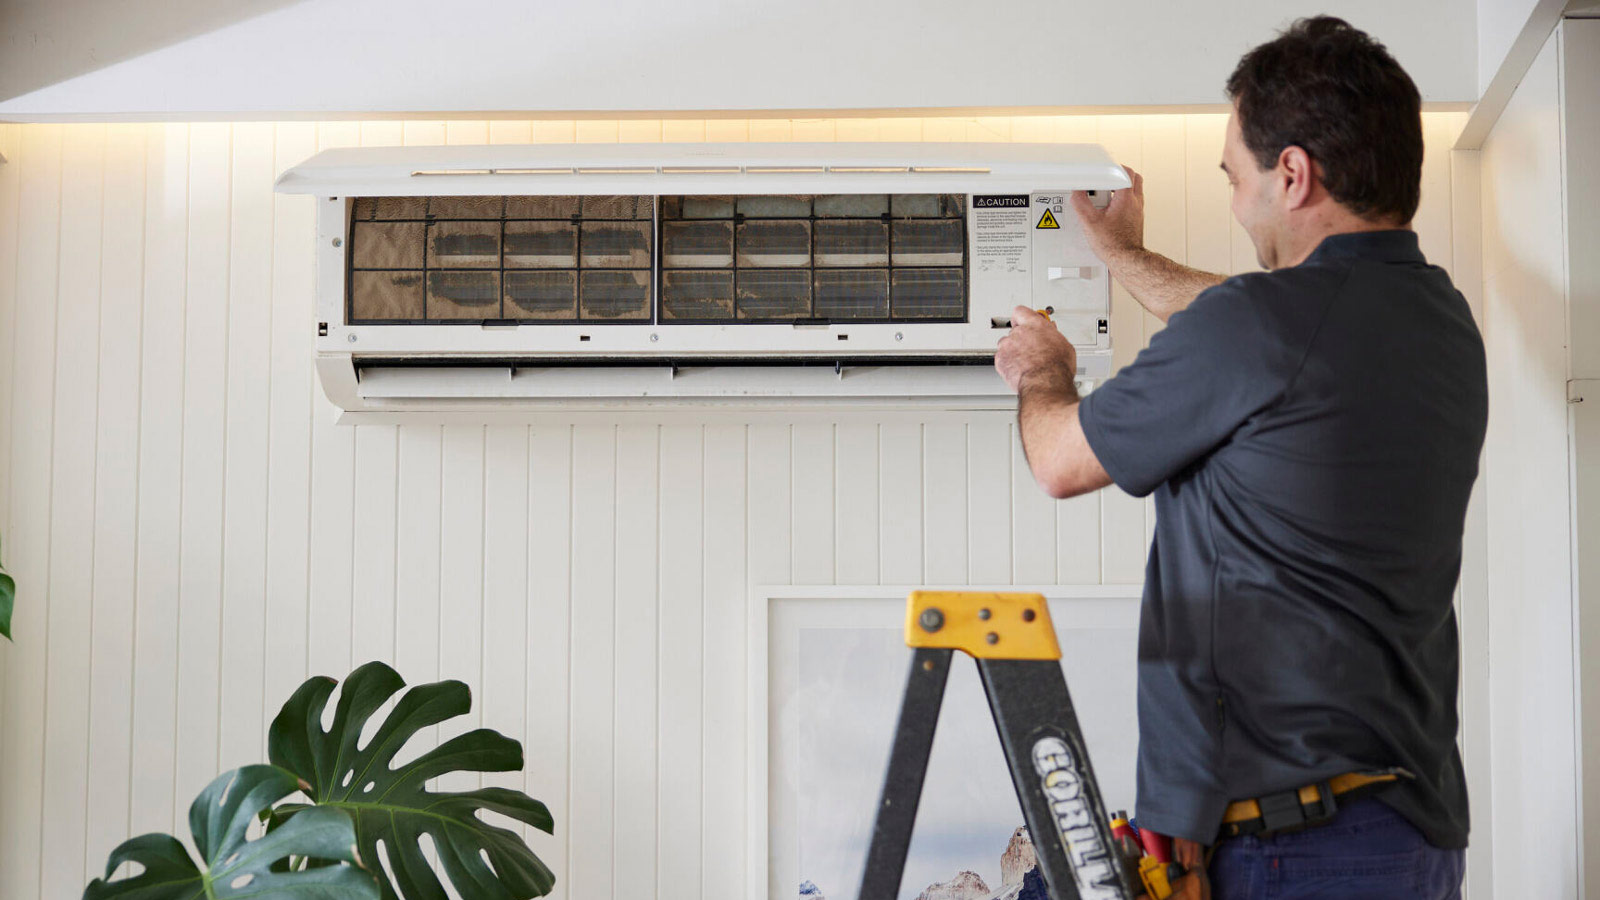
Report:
911,166,991,174
828,165,911,173
411,168,494,176
494,167,575,175
746,165,827,174
576,166,657,175
661,165,742,174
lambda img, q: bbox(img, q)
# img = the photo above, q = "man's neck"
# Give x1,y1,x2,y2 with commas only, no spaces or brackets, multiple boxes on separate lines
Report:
1276,213,1408,269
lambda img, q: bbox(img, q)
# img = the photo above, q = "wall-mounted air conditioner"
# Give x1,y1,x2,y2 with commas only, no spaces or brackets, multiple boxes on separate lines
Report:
274,141,1131,420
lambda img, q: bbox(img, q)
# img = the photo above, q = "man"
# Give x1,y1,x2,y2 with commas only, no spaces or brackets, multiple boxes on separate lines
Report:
994,17,1484,900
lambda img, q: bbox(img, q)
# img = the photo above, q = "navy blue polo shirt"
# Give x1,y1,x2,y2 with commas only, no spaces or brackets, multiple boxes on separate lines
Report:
1077,230,1485,848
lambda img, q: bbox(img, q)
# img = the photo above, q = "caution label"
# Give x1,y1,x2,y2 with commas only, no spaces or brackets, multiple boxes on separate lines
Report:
1036,209,1060,229
972,194,1031,275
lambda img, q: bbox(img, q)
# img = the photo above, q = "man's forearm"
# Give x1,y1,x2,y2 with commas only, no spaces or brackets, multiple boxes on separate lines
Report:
1102,246,1226,322
1017,373,1113,500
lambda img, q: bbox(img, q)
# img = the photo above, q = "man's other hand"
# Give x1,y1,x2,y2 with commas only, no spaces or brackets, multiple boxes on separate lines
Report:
1071,165,1146,263
994,306,1078,395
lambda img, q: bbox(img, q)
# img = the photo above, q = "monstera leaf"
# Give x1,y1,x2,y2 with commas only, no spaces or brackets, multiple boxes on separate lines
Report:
268,661,555,899
84,765,377,899
1,531,15,641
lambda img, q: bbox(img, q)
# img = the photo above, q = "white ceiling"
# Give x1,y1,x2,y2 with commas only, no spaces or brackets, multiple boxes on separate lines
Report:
0,0,1479,119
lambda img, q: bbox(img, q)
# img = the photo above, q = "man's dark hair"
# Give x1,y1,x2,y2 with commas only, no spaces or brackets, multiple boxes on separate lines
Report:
1225,16,1423,224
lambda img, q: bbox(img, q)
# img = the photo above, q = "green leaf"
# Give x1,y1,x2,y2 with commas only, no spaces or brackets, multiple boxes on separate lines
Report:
268,661,556,900
0,571,13,642
84,764,379,900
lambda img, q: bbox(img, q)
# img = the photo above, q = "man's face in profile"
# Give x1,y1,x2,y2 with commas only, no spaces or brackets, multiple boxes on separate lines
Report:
1222,106,1283,270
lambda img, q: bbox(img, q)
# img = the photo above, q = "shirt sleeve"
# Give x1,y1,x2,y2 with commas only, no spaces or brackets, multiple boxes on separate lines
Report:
1077,279,1295,497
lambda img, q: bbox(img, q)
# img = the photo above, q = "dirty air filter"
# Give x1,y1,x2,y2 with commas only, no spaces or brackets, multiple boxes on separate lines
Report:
345,193,966,325
655,193,966,323
346,194,653,324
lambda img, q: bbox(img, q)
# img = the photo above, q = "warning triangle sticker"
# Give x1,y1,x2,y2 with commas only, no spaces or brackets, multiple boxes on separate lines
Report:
1036,209,1060,229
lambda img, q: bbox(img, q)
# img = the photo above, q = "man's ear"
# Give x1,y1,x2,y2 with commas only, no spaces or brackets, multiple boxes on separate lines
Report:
1277,145,1317,211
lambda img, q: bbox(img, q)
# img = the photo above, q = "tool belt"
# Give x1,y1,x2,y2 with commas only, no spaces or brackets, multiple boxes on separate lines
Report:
1217,768,1410,842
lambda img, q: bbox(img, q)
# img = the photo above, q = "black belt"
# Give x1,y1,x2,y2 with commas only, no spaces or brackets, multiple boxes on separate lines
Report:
1216,768,1411,841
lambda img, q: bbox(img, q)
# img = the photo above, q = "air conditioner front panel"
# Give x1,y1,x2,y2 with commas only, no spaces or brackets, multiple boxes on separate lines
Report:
282,142,1130,416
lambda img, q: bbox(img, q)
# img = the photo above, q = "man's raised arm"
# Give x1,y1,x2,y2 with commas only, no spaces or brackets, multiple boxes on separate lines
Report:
1074,167,1226,322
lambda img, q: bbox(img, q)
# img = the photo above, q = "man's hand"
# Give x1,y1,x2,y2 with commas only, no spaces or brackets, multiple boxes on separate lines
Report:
1068,165,1223,322
994,306,1078,395
1071,166,1146,265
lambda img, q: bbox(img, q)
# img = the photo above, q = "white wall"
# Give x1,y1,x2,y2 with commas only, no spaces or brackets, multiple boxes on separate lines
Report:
0,0,1478,118
0,111,1472,898
1560,17,1600,898
1478,24,1580,899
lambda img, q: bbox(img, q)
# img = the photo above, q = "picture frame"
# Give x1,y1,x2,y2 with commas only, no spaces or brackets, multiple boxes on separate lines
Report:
748,584,1143,900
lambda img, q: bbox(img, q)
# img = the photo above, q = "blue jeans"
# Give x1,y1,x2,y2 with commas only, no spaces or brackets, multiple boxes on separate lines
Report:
1208,797,1465,899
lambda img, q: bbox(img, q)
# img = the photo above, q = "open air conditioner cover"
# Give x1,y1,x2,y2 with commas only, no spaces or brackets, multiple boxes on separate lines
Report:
275,141,1132,420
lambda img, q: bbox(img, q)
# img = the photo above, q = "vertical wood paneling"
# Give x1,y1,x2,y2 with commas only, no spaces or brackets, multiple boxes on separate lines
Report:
1139,115,1187,347
878,423,922,583
0,121,62,900
173,122,231,815
1055,492,1101,583
483,425,531,792
613,424,659,898
568,424,617,899
129,123,187,839
657,425,703,899
966,421,1011,584
351,425,398,667
1184,116,1232,276
790,424,834,584
0,116,1478,896
700,424,747,895
394,426,442,684
262,122,318,732
922,423,967,584
218,122,275,772
84,122,146,871
526,426,573,895
437,424,485,791
747,425,791,587
834,423,879,584
39,123,104,897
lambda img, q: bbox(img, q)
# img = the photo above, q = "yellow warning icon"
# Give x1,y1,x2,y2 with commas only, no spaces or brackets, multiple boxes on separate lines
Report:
1036,209,1060,229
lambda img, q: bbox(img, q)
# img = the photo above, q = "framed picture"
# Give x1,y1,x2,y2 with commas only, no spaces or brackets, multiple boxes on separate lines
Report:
748,584,1143,900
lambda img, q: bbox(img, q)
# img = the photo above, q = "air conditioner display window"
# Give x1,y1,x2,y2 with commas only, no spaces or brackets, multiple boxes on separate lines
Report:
346,194,653,324
344,192,963,325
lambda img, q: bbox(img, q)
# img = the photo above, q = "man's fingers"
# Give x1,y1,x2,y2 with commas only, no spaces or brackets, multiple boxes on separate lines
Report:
1012,305,1045,326
1173,837,1204,868
1070,190,1098,219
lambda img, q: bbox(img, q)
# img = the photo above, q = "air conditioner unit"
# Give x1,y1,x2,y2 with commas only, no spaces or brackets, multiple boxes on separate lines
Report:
274,141,1131,421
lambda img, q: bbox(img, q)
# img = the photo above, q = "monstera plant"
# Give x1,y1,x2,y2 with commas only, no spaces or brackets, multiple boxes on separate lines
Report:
85,662,556,900
84,765,378,898
1,531,15,640
268,662,556,898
